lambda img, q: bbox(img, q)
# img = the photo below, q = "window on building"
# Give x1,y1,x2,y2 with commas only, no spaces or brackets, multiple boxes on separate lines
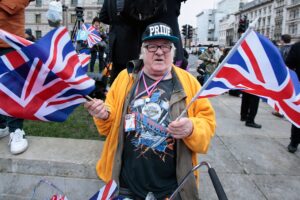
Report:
290,9,300,20
267,16,271,26
36,30,42,39
35,14,41,24
289,23,298,34
97,0,104,4
292,0,300,5
36,0,42,7
71,0,78,6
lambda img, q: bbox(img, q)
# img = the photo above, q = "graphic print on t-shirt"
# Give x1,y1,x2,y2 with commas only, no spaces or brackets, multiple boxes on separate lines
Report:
129,87,175,162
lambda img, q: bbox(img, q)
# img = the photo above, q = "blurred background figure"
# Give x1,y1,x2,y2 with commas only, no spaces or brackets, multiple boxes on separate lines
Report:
89,17,107,73
279,34,292,62
214,44,225,62
46,0,62,28
285,40,300,153
199,44,217,83
25,28,36,42
240,92,262,129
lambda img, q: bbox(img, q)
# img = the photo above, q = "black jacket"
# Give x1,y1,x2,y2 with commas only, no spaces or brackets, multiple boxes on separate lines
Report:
99,0,143,66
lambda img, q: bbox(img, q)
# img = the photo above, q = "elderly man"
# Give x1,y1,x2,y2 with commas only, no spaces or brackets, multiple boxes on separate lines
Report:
85,22,216,200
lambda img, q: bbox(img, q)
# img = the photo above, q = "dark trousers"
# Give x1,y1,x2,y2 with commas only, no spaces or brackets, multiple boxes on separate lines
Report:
0,47,24,132
240,92,260,123
90,50,105,72
290,124,300,145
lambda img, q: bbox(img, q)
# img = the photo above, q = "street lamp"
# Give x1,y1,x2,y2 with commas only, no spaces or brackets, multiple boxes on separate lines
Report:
62,4,68,27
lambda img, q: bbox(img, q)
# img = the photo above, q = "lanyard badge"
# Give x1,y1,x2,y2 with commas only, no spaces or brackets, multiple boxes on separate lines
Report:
124,113,136,132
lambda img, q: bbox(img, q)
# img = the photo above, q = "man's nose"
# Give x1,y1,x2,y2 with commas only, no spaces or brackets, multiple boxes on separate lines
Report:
155,47,164,54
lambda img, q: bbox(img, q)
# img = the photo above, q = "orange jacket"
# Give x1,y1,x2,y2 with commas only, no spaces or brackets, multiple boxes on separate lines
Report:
94,65,216,186
0,0,30,48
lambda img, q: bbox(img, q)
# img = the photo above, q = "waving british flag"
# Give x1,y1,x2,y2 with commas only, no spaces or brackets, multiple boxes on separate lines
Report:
78,23,102,48
0,27,95,122
197,30,300,127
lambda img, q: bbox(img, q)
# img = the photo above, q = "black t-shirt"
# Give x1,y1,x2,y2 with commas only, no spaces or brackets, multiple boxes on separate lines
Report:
120,73,177,199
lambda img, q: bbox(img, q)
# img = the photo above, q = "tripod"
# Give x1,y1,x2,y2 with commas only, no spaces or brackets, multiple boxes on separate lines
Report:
71,6,84,43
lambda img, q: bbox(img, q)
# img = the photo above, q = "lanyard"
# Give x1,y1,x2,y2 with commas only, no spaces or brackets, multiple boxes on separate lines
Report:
142,70,169,97
132,69,170,102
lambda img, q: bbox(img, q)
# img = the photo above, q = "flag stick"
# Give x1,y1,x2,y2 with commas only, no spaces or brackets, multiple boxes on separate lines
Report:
177,18,259,120
85,95,94,101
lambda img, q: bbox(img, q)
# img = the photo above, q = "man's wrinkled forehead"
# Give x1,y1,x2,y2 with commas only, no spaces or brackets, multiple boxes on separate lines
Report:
148,24,171,36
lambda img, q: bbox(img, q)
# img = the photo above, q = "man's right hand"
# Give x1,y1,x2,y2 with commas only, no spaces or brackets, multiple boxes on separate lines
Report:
84,99,109,120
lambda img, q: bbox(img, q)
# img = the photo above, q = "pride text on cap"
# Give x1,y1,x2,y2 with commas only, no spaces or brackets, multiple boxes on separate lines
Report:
149,25,171,36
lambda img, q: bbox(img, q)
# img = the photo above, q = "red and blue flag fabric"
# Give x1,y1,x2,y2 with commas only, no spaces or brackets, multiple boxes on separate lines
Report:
78,23,102,48
0,27,95,122
89,180,117,200
198,30,300,127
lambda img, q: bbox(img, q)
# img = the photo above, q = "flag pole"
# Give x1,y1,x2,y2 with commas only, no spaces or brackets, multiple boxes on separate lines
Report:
177,18,259,120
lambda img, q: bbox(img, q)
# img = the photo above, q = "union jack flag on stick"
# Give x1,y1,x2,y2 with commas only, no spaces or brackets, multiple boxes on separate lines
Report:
179,19,300,127
0,27,95,122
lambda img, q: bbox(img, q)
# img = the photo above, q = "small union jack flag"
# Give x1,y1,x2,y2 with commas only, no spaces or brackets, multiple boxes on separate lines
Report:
0,27,95,122
78,23,102,48
198,30,300,127
89,180,118,200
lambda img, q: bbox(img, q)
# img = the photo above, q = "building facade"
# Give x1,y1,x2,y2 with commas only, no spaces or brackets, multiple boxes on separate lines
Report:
285,0,300,41
195,0,247,46
25,0,103,39
235,0,275,43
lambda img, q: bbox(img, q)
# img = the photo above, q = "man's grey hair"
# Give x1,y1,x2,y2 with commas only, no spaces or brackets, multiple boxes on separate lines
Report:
139,42,176,59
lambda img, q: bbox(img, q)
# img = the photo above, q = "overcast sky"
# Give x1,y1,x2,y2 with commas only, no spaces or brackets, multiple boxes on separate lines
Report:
178,0,216,28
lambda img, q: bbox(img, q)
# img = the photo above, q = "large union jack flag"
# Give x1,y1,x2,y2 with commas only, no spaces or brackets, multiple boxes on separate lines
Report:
78,23,102,48
198,30,300,127
0,27,95,122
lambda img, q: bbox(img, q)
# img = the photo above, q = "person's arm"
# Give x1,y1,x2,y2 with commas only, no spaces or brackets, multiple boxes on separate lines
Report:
169,72,216,154
200,52,214,63
0,0,29,15
183,98,216,154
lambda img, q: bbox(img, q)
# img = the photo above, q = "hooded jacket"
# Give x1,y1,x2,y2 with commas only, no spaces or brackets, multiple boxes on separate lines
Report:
93,62,216,199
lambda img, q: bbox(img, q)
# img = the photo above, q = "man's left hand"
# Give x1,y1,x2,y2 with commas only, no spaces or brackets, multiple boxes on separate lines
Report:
167,118,193,139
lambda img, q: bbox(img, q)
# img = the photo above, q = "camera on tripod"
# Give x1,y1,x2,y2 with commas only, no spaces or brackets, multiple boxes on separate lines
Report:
75,7,84,21
71,6,85,47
